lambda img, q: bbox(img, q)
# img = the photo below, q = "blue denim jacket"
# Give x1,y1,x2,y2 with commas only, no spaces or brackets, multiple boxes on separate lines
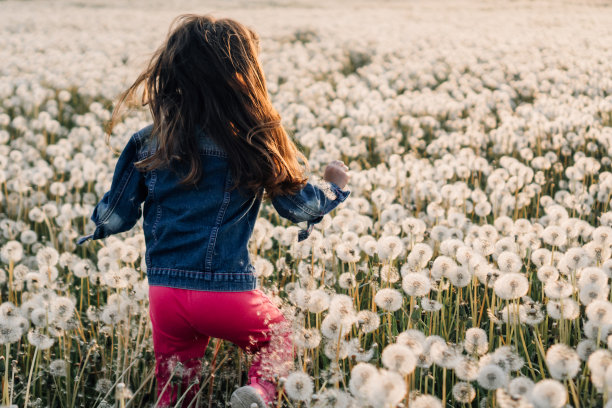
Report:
76,125,350,291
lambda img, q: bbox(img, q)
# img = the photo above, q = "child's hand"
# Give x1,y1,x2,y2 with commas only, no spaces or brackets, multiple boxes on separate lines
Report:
323,160,350,189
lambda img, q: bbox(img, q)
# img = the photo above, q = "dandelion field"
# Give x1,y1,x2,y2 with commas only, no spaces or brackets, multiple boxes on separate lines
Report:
1,0,612,407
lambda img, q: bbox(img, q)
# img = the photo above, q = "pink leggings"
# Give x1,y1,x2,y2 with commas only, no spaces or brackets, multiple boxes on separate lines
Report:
148,285,294,407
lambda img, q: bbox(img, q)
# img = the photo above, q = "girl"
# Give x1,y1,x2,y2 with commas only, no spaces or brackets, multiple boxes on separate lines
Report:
77,14,350,408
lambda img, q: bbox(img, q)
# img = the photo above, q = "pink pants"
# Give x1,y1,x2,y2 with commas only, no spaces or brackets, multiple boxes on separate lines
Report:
148,285,294,407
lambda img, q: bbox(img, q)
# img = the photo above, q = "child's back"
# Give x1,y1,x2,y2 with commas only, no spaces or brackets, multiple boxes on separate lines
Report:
77,13,350,408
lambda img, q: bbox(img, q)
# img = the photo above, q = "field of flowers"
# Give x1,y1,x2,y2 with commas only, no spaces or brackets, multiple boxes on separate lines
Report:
2,0,612,407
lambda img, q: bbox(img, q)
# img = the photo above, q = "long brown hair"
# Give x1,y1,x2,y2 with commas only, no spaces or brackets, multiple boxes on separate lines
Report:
107,14,308,199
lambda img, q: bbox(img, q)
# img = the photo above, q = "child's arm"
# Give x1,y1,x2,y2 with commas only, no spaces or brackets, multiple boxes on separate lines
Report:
271,161,350,242
76,132,148,245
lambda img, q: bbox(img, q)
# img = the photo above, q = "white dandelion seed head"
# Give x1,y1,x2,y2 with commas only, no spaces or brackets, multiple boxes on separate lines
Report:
374,288,403,312
528,379,567,408
494,272,529,300
477,364,507,390
381,343,416,375
349,362,378,399
508,376,534,399
546,343,580,380
452,381,476,404
284,371,314,402
366,368,406,408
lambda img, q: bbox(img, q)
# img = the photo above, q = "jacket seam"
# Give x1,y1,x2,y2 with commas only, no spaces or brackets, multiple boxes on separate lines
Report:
204,168,233,272
95,160,135,226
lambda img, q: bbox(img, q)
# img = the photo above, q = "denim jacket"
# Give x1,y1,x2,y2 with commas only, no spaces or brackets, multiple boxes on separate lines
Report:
76,125,350,291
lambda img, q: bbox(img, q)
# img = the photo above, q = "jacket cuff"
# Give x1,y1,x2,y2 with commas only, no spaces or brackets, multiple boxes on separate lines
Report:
75,223,107,245
76,234,93,245
296,182,350,242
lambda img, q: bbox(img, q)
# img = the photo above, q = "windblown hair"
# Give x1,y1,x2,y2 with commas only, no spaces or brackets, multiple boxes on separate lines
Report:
107,14,308,199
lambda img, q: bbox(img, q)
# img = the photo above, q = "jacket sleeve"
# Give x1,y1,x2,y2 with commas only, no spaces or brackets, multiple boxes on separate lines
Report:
271,178,350,242
76,132,148,245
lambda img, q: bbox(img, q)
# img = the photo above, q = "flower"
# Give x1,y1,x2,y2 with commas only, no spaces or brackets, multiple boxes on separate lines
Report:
529,379,567,408
356,310,380,333
381,344,416,375
374,288,403,312
284,371,314,402
546,343,580,380
452,382,476,403
494,272,529,300
477,364,507,390
464,327,488,355
27,329,55,350
349,363,378,399
402,273,431,297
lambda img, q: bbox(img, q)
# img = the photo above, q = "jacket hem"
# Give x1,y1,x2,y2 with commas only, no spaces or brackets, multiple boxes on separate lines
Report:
146,266,258,292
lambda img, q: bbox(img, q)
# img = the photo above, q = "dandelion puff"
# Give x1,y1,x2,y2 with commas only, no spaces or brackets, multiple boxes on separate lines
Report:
284,371,313,402
446,265,472,287
578,268,608,289
95,378,113,394
529,379,567,408
293,327,321,350
377,236,405,261
381,344,416,375
520,299,545,326
377,264,400,283
0,320,23,345
49,359,67,377
420,297,442,312
338,272,357,289
531,248,552,268
602,259,612,279
542,226,567,247
410,394,442,408
27,329,54,350
454,356,479,381
349,363,378,399
494,273,529,300
321,315,350,339
396,329,425,355
546,343,580,380
546,298,580,320
374,288,403,312
508,376,534,399
312,388,352,408
586,299,612,326
307,289,330,314
477,364,507,390
1,241,23,263
356,310,380,333
429,342,459,369
431,256,457,280
335,243,360,263
576,339,597,361
407,243,433,269
402,273,431,297
588,349,612,383
453,381,476,403
36,246,59,268
537,265,558,283
115,382,133,401
493,346,524,372
464,327,488,355
544,279,573,299
366,369,406,408
323,339,349,360
579,283,608,305
497,251,523,274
